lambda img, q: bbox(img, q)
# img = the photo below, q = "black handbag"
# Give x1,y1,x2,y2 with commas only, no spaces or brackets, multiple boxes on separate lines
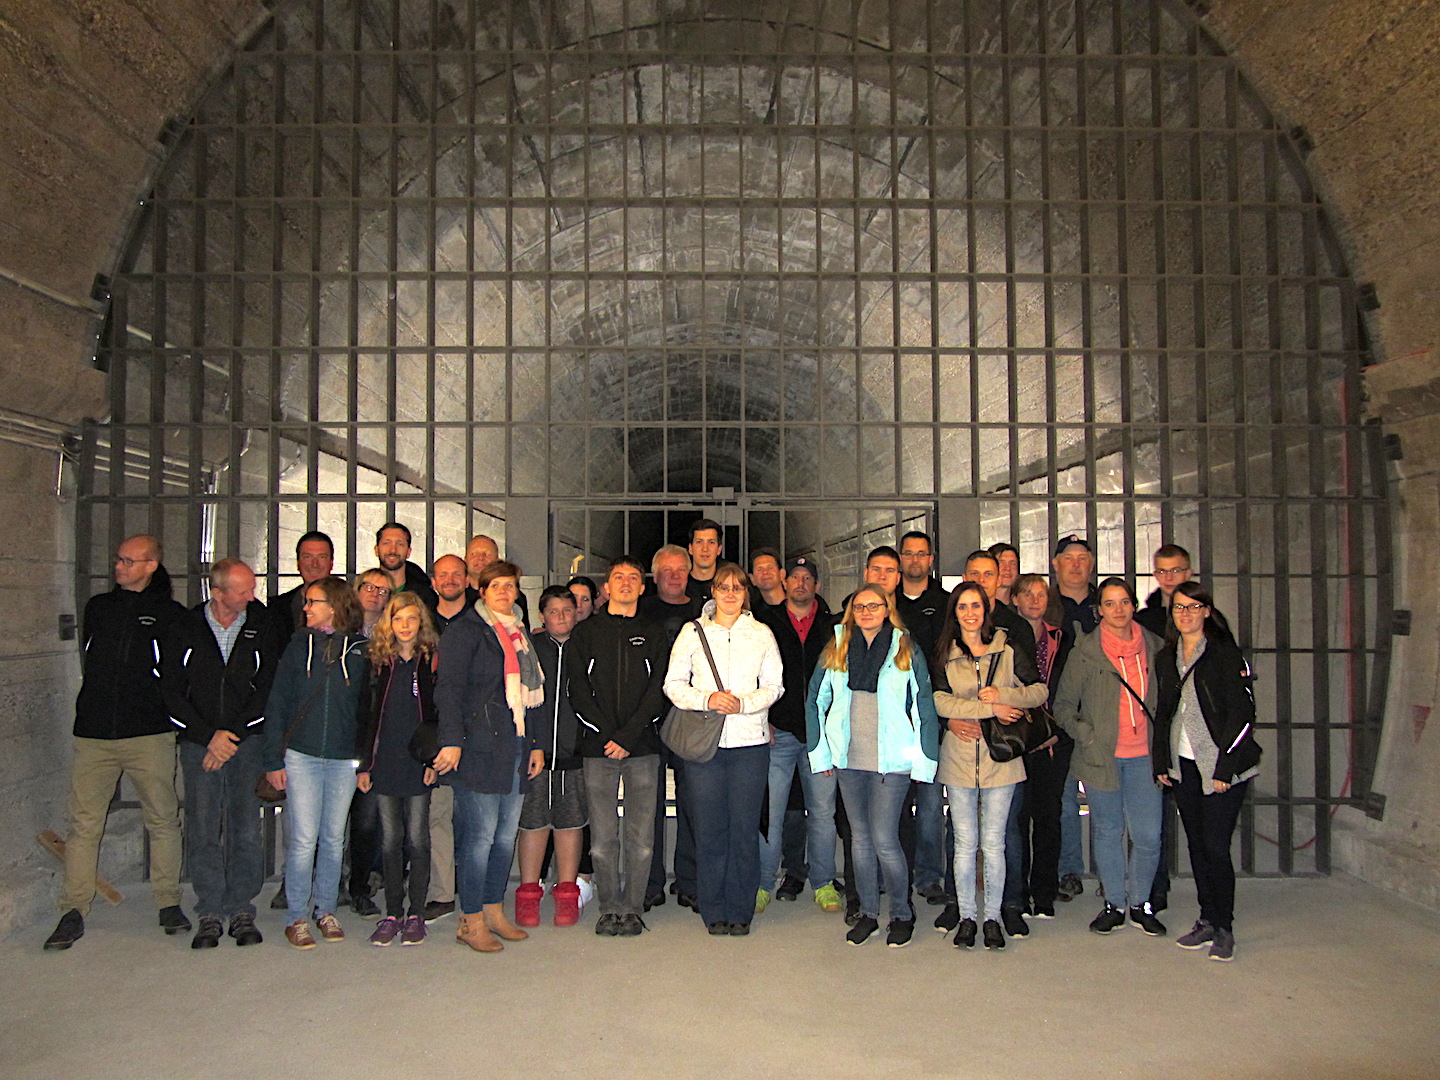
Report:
979,652,1057,763
660,620,728,764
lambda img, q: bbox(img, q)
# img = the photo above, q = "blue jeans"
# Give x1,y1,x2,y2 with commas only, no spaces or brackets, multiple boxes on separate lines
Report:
282,749,357,926
1086,755,1163,911
1060,769,1084,878
759,731,837,892
836,770,912,922
689,743,769,925
948,783,1017,922
912,780,947,892
452,787,524,912
180,736,265,919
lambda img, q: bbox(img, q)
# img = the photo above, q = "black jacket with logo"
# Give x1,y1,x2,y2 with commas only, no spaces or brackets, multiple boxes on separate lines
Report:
163,599,283,748
564,608,668,758
74,566,186,740
896,579,950,664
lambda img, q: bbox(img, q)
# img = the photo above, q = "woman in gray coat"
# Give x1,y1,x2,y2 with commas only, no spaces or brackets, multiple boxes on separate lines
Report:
1051,577,1166,938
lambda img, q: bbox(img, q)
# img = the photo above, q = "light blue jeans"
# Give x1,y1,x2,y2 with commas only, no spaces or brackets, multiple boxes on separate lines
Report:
758,731,837,892
836,770,912,922
282,749,357,926
948,783,1017,922
1086,755,1163,911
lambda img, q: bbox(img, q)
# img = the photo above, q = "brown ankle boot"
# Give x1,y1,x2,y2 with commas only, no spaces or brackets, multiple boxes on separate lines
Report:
456,911,503,953
484,901,529,941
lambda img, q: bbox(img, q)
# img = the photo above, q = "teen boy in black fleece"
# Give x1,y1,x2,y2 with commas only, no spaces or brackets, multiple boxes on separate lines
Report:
564,556,669,937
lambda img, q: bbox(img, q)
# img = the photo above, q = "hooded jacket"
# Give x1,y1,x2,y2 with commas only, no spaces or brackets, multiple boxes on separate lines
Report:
931,627,1049,788
664,602,785,748
564,607,669,758
74,565,186,740
805,624,940,782
532,630,582,772
163,598,282,748
1051,623,1163,792
356,648,439,776
261,628,368,769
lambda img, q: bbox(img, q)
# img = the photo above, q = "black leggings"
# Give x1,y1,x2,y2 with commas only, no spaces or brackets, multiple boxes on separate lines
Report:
1173,758,1247,931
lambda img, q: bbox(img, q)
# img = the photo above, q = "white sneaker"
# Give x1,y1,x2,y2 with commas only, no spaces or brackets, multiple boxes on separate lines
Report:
576,877,595,910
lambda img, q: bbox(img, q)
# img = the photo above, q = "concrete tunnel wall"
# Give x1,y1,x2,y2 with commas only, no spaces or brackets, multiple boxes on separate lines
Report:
1,0,1439,937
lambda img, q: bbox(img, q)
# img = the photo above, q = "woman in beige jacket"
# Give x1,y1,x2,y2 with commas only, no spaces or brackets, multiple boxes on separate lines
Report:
932,582,1048,950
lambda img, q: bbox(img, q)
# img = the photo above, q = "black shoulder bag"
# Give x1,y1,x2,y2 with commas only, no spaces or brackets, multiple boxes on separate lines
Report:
980,651,1058,763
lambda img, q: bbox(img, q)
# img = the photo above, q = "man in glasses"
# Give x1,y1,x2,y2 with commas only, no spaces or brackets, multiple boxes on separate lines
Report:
1137,544,1194,639
45,535,190,950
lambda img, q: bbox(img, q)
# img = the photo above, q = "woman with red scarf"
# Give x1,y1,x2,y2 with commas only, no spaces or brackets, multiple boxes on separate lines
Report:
434,560,546,952
1052,577,1166,938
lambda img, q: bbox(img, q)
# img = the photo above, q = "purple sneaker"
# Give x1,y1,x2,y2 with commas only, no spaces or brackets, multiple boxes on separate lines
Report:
400,915,427,945
368,916,401,946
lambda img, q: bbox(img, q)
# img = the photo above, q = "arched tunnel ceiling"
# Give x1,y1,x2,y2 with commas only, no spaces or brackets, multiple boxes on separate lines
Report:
119,0,1348,506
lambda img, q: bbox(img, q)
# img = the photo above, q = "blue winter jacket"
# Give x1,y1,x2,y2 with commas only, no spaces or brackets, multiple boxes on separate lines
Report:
805,626,940,782
262,628,368,770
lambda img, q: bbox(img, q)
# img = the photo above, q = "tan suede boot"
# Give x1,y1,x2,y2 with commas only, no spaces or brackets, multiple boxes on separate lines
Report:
484,901,529,941
456,911,503,953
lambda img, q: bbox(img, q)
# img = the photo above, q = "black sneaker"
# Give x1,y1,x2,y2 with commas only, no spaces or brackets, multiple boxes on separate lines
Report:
934,904,960,933
594,913,621,936
1089,904,1126,934
616,913,647,936
844,893,862,927
728,922,751,936
1057,873,1084,900
228,912,263,947
707,921,730,935
43,909,84,951
915,881,948,906
953,917,977,948
846,915,880,945
776,875,804,902
191,916,223,950
982,919,1006,950
1001,907,1029,938
1128,903,1167,937
643,891,666,912
423,900,455,923
1032,898,1057,919
886,918,915,948
349,893,380,918
269,885,288,910
675,893,699,912
159,905,193,936
1176,920,1215,950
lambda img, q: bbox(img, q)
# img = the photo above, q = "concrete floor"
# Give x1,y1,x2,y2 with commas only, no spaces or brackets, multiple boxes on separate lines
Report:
3,874,1438,1080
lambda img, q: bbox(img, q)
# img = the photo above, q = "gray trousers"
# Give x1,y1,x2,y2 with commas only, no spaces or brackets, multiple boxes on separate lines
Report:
582,755,660,916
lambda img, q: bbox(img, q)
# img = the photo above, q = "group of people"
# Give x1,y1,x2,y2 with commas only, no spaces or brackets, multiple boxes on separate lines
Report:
46,519,1260,964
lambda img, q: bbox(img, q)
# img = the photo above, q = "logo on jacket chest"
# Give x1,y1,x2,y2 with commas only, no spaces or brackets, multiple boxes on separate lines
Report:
628,636,647,646
138,615,156,626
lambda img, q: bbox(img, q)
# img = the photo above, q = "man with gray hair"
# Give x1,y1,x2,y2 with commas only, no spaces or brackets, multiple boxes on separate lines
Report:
162,558,282,948
45,534,189,950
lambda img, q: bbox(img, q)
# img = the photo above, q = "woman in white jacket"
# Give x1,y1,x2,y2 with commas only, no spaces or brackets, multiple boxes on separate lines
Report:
664,563,784,935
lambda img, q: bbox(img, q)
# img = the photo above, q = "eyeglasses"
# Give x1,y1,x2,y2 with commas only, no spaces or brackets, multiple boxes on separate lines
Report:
115,556,153,567
713,583,746,594
359,583,392,596
1172,602,1209,614
302,597,332,607
852,602,887,615
1154,567,1191,578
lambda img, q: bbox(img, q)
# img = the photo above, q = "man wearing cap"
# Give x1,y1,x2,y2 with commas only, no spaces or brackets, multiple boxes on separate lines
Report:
756,557,843,912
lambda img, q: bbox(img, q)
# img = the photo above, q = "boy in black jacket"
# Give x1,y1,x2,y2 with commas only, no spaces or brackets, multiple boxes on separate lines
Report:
564,556,669,936
162,558,282,948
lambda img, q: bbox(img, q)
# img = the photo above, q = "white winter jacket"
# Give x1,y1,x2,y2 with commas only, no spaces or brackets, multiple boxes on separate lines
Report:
664,602,784,748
